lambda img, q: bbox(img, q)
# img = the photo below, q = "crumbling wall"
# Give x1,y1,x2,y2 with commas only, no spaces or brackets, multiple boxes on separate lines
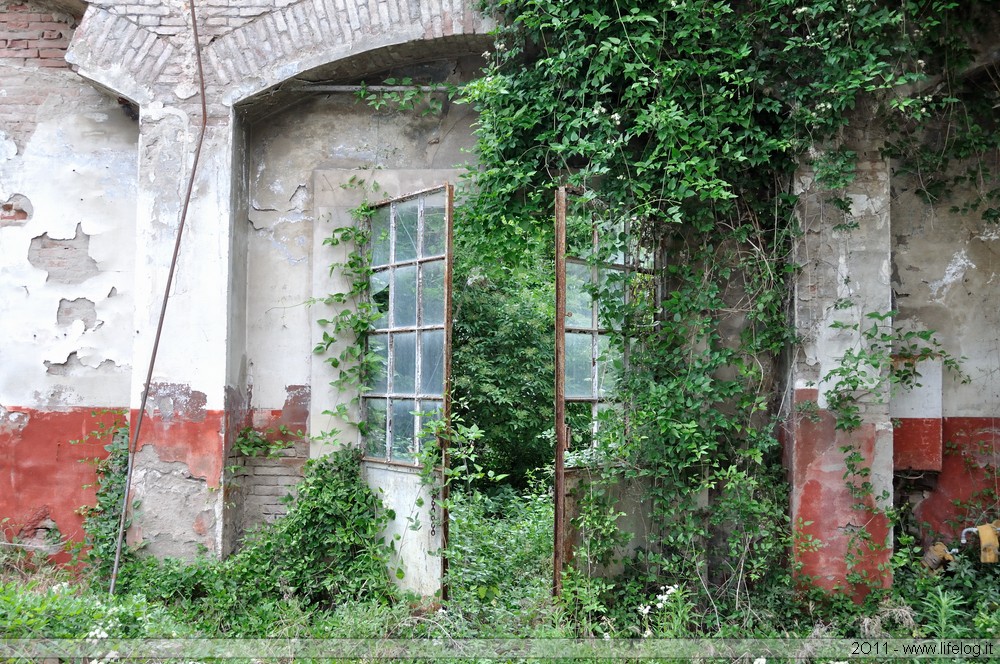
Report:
787,131,894,598
891,152,1000,545
50,0,491,567
0,0,138,546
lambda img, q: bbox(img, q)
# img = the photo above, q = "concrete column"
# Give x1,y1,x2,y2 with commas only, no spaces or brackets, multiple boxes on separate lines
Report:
788,141,894,598
126,110,237,558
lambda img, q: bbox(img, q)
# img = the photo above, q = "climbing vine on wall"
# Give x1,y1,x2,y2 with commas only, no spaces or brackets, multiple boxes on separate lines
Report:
457,0,989,612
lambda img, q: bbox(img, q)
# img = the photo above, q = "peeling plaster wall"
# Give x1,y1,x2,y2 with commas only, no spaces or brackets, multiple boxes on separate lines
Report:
0,40,138,541
244,72,478,427
891,156,1000,542
3,0,490,592
787,137,894,598
0,85,138,410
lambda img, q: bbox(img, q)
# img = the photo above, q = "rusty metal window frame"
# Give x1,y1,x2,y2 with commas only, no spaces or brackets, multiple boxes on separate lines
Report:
361,184,454,468
554,188,649,596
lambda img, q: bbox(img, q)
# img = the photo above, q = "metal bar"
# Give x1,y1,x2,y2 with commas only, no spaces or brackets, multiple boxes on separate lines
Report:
108,0,208,596
440,182,455,602
553,187,568,597
291,84,446,94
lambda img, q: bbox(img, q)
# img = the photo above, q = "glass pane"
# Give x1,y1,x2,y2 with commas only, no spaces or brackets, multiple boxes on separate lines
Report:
370,207,391,267
566,213,594,259
394,199,419,263
566,400,596,449
393,265,418,328
370,269,390,329
565,331,594,399
393,332,416,394
420,329,445,395
600,218,627,265
363,398,388,459
418,400,444,447
598,267,625,331
420,260,446,326
422,190,447,257
368,333,389,394
596,333,621,398
566,261,594,330
391,399,417,462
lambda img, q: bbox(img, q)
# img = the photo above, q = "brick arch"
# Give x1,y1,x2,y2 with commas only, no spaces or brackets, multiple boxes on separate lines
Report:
214,0,495,106
65,0,493,107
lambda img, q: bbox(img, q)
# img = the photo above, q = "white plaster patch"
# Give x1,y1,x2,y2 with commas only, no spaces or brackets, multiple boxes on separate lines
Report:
928,250,974,301
978,227,1000,241
0,131,16,161
174,81,198,100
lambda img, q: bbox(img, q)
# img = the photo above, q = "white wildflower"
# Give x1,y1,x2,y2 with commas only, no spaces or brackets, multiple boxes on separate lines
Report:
603,633,611,640
643,628,652,638
638,604,651,616
753,658,767,664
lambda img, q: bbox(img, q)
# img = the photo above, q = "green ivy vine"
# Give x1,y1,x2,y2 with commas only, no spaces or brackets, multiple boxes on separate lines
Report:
455,0,994,618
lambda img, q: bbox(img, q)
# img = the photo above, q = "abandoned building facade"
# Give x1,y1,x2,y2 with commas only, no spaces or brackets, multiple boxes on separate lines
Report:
1,0,999,595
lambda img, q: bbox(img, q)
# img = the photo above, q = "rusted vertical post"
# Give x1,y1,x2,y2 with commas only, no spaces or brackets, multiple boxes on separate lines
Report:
554,187,567,597
441,183,455,602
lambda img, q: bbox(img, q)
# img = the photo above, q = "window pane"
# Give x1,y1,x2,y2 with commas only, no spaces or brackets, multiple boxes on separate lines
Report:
393,331,416,394
418,400,443,448
370,269,390,329
422,191,447,257
420,329,444,395
566,261,593,330
370,207,391,267
368,333,389,394
565,331,594,399
420,260,445,326
393,265,417,328
394,199,419,263
364,398,388,459
598,267,625,331
566,213,594,259
391,399,417,462
566,400,596,449
596,333,620,398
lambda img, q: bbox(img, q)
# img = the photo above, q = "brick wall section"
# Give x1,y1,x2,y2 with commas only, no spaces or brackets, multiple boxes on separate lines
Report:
206,0,488,87
227,437,308,540
0,1,90,151
88,0,293,38
0,1,75,67
67,8,173,91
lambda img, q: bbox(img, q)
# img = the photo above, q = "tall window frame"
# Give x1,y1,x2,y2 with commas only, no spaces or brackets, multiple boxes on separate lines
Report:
361,185,453,467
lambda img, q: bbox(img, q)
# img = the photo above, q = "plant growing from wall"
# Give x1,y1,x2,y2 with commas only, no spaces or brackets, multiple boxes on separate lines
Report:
231,425,304,458
76,413,133,584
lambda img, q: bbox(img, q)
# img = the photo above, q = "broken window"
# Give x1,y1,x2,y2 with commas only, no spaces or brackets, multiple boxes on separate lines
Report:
362,185,452,465
561,196,646,449
554,188,652,595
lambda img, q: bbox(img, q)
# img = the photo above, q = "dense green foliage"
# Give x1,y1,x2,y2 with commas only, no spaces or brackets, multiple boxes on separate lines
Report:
76,414,133,582
451,256,555,484
8,0,1000,653
113,447,395,634
453,0,994,612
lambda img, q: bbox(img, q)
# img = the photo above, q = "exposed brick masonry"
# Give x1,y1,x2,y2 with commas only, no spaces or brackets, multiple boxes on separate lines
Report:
0,2,88,151
0,2,74,66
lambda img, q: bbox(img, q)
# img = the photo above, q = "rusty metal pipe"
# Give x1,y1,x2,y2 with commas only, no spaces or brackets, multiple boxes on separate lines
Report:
108,0,208,596
553,187,567,597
